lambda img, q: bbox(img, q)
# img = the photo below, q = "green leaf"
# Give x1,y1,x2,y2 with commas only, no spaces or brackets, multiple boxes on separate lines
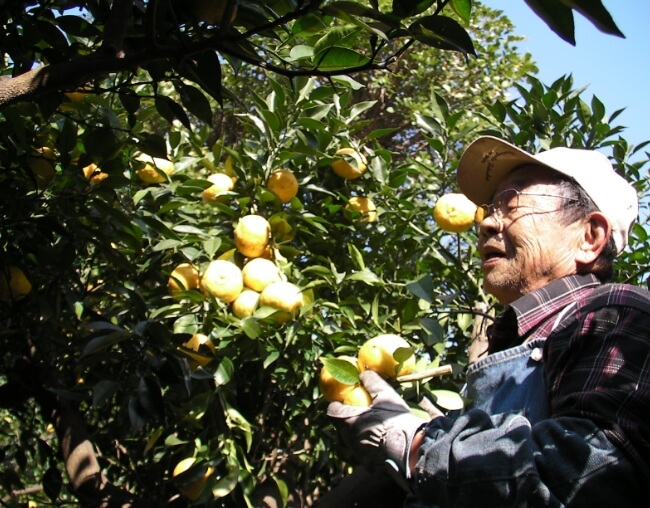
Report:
429,389,464,410
406,274,434,303
392,0,435,18
155,96,191,130
320,357,360,384
176,82,213,125
409,15,476,56
559,0,624,37
523,0,575,45
450,0,472,24
347,242,366,270
312,47,371,71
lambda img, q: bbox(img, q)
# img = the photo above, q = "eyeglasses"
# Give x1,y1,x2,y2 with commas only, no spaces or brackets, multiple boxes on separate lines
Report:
475,188,579,223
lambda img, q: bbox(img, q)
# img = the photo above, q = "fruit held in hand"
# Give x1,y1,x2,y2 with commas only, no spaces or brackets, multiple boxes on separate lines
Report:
319,357,358,403
357,334,415,379
342,384,372,407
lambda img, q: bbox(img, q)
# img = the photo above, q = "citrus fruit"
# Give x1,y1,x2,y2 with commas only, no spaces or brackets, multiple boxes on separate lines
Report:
345,196,378,223
234,214,271,259
242,258,281,292
259,281,305,322
27,146,56,189
266,168,299,203
319,357,358,402
231,289,261,318
200,260,243,303
357,333,415,379
82,163,108,186
168,263,200,295
433,193,477,233
179,333,215,368
0,266,32,303
331,148,367,180
342,384,373,407
202,173,235,204
134,153,174,184
172,457,214,501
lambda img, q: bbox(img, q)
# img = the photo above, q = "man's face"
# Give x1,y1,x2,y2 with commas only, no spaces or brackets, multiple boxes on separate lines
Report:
477,166,584,305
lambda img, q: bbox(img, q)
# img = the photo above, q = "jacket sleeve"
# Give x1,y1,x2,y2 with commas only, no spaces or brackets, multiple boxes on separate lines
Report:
411,410,643,507
410,302,650,507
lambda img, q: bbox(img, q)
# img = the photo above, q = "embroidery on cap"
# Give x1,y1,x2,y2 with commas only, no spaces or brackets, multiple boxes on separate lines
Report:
482,149,515,182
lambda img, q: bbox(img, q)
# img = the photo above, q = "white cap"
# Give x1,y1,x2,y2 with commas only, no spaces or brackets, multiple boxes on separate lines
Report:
457,136,638,254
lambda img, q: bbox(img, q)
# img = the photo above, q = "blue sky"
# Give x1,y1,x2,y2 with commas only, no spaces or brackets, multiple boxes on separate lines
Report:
485,1,649,152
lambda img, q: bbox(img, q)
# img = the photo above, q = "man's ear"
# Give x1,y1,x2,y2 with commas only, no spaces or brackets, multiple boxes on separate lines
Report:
576,212,610,266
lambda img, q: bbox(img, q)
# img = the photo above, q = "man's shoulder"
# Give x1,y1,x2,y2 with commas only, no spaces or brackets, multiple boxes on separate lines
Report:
580,282,650,314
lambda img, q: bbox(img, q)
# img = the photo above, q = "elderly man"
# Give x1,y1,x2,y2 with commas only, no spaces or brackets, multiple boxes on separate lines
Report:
326,136,650,506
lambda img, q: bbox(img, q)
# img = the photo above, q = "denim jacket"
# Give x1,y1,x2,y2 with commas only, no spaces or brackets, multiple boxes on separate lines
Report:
406,279,650,507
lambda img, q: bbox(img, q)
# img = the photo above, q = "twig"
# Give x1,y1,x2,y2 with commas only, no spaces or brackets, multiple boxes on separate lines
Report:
397,364,453,382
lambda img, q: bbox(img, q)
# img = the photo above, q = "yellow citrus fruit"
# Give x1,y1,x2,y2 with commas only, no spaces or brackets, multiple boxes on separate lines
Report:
433,193,477,233
200,260,243,303
0,266,32,303
27,147,56,189
331,148,367,180
345,196,378,223
319,357,357,403
168,263,200,295
59,91,86,111
357,334,415,379
82,163,108,186
241,258,281,292
135,153,174,184
179,333,215,367
202,173,235,204
189,0,238,24
234,214,271,259
172,457,214,501
259,281,305,323
342,384,373,407
266,168,299,203
231,288,260,318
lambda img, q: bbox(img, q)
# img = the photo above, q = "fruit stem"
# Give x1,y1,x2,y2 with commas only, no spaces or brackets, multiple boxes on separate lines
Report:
396,365,453,383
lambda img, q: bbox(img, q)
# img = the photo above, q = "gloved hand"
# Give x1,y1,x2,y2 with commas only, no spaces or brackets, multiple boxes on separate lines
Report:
327,370,428,478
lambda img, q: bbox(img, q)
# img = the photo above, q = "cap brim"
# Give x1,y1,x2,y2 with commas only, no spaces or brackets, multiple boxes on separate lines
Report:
457,136,543,205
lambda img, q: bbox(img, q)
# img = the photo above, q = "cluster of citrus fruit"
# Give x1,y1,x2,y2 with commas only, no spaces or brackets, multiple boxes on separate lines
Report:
319,334,415,407
168,211,308,323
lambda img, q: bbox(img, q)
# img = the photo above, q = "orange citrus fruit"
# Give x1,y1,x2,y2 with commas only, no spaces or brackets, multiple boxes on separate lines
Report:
135,153,174,184
241,258,281,292
0,266,32,303
231,289,261,318
266,168,299,203
202,173,235,204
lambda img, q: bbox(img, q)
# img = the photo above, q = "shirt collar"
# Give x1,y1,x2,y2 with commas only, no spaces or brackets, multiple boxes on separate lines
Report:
488,273,602,352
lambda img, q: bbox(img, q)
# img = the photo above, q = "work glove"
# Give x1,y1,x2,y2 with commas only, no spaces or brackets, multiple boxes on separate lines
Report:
327,370,428,479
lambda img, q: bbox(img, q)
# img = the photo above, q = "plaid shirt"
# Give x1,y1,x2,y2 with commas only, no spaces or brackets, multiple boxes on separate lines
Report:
412,274,650,506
